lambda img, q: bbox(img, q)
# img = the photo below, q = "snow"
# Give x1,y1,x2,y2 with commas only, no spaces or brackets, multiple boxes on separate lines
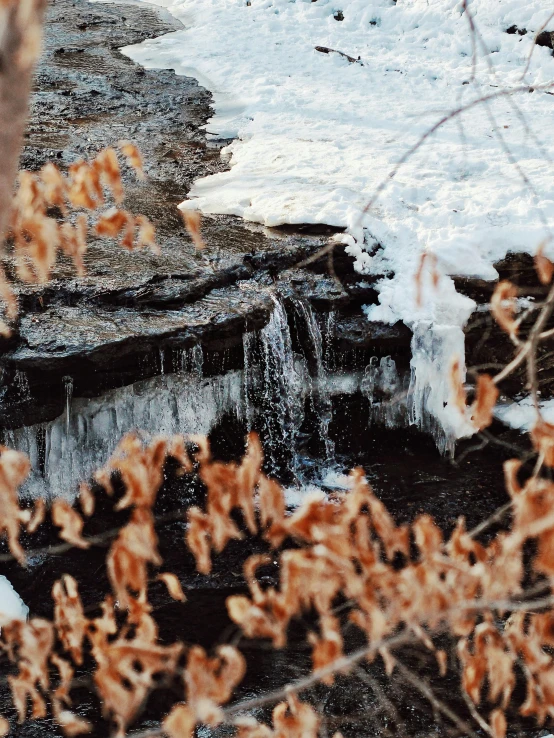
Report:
0,575,28,625
496,397,554,432
120,0,554,449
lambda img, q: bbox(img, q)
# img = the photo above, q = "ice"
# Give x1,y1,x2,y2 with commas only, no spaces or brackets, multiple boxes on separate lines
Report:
495,397,554,432
6,353,244,500
0,575,28,625
119,0,554,448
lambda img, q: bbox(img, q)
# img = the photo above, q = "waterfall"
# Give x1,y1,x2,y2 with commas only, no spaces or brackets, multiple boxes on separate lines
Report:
255,295,304,479
290,296,335,463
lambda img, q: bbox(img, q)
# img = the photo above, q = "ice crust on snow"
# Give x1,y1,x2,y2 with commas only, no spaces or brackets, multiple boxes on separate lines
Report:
0,575,28,625
121,0,554,449
496,397,554,433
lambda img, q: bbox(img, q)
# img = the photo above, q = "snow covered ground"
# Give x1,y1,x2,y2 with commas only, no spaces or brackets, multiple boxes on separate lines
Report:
121,0,554,450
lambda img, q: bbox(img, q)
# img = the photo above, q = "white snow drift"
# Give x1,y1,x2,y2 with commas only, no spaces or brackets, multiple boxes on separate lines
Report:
0,576,28,625
122,0,554,450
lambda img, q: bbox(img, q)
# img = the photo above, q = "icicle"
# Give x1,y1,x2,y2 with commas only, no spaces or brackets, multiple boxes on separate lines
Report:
159,347,165,375
408,322,473,456
63,376,73,437
191,344,203,377
180,344,203,376
361,356,409,429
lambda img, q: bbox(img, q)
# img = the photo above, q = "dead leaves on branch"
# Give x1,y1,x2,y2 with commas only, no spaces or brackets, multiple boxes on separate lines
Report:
0,144,158,336
449,357,498,431
5,432,554,733
491,280,518,337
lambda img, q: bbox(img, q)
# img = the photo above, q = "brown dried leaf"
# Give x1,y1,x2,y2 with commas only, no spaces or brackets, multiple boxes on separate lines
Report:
272,695,319,738
51,500,89,549
490,709,506,738
164,703,195,738
0,447,32,564
186,507,212,574
471,374,499,430
535,243,554,285
158,573,186,602
55,710,92,737
4,619,54,722
531,418,554,467
26,498,45,534
182,210,206,251
491,280,518,335
94,148,123,203
118,141,145,179
78,483,95,517
52,575,87,664
107,508,160,608
450,356,467,415
135,215,158,253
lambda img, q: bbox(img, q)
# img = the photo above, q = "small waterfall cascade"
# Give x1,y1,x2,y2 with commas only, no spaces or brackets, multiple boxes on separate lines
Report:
2,300,464,503
248,295,305,479
289,296,335,463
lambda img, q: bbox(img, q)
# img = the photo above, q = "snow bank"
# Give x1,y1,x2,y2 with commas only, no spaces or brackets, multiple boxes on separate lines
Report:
0,575,28,625
122,0,554,449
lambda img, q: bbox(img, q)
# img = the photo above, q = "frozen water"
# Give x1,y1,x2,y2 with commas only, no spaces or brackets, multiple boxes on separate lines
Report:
0,575,28,625
6,357,244,500
495,396,554,432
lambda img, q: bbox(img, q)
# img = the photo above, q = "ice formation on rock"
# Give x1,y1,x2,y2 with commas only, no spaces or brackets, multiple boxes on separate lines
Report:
0,576,28,625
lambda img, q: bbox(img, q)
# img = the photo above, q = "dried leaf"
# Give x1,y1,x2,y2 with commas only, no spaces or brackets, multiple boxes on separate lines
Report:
490,709,506,738
158,573,186,602
164,703,195,738
531,418,554,467
471,374,499,430
491,280,518,335
182,210,206,251
55,710,92,737
78,483,95,517
0,447,32,564
51,500,89,549
535,243,554,285
450,356,467,414
118,141,145,179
